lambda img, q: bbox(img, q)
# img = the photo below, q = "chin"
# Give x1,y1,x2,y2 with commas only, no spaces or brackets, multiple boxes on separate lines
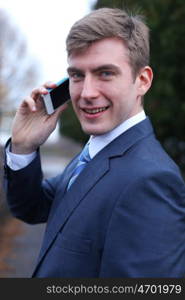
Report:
82,125,110,136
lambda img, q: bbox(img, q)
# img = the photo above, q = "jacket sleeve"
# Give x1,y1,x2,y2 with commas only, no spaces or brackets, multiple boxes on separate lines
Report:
99,168,185,277
4,150,65,224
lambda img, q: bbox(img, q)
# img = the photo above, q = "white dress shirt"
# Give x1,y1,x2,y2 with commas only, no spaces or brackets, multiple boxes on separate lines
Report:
6,110,146,170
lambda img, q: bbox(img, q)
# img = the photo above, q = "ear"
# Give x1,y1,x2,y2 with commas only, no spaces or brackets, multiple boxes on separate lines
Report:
137,66,153,96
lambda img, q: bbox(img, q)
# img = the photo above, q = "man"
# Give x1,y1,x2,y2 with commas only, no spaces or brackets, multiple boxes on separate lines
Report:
4,8,185,277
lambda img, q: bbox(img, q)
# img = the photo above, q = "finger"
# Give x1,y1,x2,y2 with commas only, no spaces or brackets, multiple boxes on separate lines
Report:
30,81,58,100
30,86,48,100
20,96,37,112
43,81,57,89
35,96,45,111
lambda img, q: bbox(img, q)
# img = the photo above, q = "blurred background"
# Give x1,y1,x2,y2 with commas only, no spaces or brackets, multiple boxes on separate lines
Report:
0,0,185,277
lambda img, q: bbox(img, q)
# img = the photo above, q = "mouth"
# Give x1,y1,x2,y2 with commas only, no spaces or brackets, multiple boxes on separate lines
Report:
81,106,109,115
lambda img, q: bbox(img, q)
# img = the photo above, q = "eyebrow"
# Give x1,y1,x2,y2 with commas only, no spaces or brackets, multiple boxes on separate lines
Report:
93,64,120,73
67,67,83,74
67,64,120,74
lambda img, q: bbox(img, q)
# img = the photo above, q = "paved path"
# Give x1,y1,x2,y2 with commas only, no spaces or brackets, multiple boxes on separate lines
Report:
0,136,82,277
0,218,46,278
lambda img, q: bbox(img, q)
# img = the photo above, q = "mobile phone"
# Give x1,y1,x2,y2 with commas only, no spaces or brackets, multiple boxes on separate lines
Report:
42,77,70,114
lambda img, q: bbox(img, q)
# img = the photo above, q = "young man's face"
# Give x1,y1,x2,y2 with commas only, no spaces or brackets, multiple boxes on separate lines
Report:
67,37,152,135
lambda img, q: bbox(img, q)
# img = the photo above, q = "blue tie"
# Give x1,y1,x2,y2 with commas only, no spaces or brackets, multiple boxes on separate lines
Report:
67,143,91,190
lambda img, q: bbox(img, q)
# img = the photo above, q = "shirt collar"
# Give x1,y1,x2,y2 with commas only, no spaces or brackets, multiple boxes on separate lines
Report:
88,110,146,159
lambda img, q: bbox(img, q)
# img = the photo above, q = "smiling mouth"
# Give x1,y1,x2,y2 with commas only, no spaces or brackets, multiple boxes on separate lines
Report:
82,106,109,114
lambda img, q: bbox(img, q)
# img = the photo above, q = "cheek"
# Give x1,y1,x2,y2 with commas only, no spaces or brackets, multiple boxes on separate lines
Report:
110,90,132,116
70,90,80,111
69,82,79,98
69,82,81,101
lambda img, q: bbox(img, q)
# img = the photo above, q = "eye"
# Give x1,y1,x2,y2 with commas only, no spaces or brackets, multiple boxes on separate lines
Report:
100,70,114,79
69,72,84,82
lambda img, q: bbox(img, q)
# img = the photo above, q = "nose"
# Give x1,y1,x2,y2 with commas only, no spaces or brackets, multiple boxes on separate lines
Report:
81,75,99,100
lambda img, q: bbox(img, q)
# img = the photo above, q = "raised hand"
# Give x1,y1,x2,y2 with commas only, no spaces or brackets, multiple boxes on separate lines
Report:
11,82,68,154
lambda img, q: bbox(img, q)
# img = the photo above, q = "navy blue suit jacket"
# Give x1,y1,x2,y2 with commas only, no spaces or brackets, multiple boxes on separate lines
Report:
5,118,185,277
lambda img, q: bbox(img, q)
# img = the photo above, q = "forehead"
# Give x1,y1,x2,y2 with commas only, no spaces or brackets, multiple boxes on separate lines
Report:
67,37,130,69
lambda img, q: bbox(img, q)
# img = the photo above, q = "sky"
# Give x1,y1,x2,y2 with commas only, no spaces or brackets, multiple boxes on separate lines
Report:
0,0,97,83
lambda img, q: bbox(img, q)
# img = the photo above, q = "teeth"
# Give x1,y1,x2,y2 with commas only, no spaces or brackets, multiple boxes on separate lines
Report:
84,107,107,114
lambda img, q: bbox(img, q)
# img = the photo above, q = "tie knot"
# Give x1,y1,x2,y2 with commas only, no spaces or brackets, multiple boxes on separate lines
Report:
79,143,91,163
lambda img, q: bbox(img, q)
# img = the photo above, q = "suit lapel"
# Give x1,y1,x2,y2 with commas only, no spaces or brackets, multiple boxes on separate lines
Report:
50,156,109,233
35,156,109,268
35,117,154,267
